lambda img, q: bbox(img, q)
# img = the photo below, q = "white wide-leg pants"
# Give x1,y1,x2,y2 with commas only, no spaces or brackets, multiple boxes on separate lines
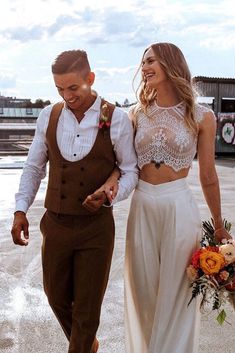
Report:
124,178,202,353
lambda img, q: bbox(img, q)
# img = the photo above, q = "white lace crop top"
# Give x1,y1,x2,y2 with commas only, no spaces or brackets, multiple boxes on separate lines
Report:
134,102,213,171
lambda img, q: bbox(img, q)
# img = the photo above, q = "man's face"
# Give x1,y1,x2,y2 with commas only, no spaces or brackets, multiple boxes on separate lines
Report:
53,71,95,111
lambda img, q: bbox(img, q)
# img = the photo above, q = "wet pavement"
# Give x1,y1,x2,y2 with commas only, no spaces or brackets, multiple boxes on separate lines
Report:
0,156,235,353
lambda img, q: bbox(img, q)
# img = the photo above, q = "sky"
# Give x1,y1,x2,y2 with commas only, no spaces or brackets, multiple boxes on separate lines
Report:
0,0,235,104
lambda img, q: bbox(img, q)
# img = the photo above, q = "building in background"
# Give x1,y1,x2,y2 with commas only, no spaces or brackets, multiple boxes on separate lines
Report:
0,96,50,154
194,76,235,154
1,83,235,156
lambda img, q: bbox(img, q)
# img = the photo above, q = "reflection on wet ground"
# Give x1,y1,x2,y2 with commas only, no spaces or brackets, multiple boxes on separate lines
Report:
0,156,235,352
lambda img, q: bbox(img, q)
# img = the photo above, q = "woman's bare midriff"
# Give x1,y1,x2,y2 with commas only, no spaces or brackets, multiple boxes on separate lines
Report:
139,163,190,185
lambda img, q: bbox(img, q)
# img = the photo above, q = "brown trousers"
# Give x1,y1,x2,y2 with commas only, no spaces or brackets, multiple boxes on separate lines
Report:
40,209,115,353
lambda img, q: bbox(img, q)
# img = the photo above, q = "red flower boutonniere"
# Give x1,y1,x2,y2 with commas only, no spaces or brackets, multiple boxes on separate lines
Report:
99,103,111,129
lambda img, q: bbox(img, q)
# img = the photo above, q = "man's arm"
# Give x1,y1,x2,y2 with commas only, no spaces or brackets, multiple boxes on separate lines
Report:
11,106,50,245
110,109,138,203
83,108,138,212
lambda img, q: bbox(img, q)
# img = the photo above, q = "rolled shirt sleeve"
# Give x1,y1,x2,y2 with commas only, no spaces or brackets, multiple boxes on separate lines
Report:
15,106,51,213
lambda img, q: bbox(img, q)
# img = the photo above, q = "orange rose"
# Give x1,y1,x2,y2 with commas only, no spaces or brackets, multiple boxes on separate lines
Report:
199,250,225,275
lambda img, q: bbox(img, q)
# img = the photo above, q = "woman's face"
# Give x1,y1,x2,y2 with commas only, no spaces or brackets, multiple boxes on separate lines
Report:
141,47,168,89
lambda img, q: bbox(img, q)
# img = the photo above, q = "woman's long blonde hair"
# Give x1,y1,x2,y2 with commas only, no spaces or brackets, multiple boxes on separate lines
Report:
133,42,198,134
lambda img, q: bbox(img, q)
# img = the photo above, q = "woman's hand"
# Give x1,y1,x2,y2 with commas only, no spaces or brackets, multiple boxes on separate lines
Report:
96,172,120,204
214,227,233,243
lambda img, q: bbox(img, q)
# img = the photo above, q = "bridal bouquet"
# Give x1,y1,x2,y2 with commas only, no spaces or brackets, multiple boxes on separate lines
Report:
186,219,235,325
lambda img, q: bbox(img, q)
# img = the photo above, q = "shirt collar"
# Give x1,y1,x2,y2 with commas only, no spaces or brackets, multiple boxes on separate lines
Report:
87,92,101,112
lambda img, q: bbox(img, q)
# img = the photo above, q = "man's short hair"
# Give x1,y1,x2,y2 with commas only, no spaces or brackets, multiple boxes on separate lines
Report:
51,50,91,76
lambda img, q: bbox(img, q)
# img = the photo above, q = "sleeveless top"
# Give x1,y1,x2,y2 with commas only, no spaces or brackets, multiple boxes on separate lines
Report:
134,102,213,172
44,100,116,215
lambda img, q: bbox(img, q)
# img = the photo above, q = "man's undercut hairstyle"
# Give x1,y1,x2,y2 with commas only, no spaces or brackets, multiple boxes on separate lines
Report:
51,50,91,77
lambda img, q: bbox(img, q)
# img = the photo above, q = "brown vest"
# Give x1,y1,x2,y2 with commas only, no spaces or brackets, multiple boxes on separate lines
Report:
44,99,116,215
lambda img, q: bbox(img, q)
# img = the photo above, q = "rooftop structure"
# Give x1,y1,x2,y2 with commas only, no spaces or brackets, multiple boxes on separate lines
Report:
193,76,235,115
193,76,235,154
0,95,50,154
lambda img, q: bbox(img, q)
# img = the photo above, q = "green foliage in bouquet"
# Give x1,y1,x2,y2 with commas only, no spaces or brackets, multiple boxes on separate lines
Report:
200,218,232,247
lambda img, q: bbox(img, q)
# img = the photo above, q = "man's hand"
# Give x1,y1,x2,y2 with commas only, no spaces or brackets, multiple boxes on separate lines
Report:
82,191,107,213
11,211,29,246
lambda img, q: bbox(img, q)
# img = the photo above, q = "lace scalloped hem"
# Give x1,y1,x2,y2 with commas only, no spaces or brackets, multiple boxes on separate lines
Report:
138,158,193,172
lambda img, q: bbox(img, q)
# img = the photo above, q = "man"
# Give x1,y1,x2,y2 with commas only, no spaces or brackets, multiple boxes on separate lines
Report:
11,50,138,353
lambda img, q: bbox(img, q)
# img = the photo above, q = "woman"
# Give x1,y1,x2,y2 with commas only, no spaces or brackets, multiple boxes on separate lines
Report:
123,42,231,353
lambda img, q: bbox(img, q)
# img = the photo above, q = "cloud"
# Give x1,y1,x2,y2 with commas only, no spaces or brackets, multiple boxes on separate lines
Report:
60,0,74,3
71,8,160,48
0,74,16,89
1,1,234,51
4,26,44,42
200,33,235,50
0,4,172,47
95,65,136,79
47,14,82,36
86,35,109,45
103,11,139,35
79,7,99,23
1,14,81,42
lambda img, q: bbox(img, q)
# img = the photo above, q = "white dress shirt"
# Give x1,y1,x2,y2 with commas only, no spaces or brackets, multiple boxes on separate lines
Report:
15,95,138,213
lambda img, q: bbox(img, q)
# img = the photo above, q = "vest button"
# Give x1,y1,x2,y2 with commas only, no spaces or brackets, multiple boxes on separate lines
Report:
62,180,66,184
61,195,66,199
80,167,85,171
80,182,84,186
78,198,82,202
62,164,67,169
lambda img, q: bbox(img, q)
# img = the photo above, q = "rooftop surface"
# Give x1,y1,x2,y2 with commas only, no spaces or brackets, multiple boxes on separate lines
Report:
0,157,235,352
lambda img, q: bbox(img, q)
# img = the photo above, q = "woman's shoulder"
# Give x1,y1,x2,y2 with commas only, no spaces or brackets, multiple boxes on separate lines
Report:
128,103,142,121
195,103,215,123
129,103,141,114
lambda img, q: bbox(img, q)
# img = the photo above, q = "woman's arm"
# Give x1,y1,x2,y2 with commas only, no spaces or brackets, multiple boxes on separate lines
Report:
197,111,232,242
97,167,120,203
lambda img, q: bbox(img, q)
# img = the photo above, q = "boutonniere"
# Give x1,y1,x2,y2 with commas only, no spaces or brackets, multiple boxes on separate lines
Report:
99,103,111,129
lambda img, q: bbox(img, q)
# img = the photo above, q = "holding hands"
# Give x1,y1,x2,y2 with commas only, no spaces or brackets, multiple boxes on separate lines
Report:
82,167,120,212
